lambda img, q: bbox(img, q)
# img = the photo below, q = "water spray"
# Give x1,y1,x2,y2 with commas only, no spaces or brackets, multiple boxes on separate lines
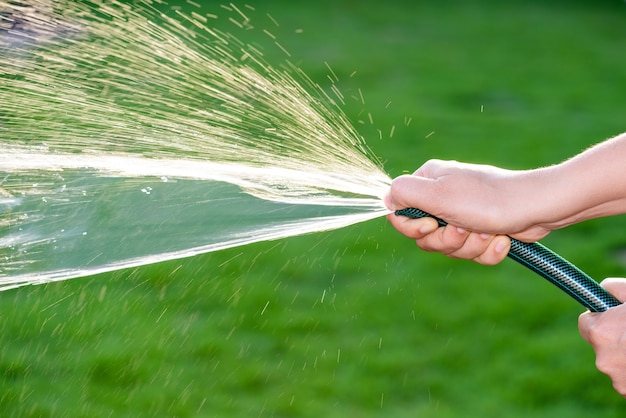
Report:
0,1,620,312
396,208,621,312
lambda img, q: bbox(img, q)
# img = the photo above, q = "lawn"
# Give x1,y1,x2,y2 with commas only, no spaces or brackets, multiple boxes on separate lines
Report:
1,0,626,416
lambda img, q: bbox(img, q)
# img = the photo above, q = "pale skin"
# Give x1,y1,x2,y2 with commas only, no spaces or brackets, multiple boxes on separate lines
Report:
385,131,626,396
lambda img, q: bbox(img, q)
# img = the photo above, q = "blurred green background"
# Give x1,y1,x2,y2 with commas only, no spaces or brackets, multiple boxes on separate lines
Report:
1,0,626,416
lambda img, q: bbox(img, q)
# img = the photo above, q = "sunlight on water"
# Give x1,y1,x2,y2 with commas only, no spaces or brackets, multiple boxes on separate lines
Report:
0,0,392,289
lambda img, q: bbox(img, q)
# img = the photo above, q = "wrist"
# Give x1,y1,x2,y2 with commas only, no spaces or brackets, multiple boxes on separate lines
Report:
501,165,567,233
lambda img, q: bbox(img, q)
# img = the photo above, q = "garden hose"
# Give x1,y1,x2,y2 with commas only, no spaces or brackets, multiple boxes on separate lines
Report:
395,207,621,312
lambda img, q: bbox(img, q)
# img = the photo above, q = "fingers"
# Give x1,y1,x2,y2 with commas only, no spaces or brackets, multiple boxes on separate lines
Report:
417,224,471,255
578,303,626,397
417,226,509,266
386,212,510,266
578,310,597,344
579,278,626,343
385,174,443,216
472,235,511,266
598,278,626,302
385,212,439,239
578,279,626,397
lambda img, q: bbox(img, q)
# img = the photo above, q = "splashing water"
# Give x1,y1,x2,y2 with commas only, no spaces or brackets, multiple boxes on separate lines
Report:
0,0,392,290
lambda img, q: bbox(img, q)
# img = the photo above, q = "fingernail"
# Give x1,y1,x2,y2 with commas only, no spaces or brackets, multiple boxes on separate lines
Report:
495,238,508,253
456,227,466,234
383,193,395,211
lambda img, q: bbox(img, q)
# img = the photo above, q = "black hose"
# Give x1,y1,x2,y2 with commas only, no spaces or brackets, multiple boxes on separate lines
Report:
395,207,621,312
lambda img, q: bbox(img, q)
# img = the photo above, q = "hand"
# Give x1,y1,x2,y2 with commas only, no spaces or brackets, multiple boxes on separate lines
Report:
385,213,511,265
578,278,626,397
385,159,558,265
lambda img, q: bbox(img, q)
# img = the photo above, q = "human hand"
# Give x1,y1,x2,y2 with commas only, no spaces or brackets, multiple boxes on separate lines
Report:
384,211,511,265
385,159,557,265
578,278,626,397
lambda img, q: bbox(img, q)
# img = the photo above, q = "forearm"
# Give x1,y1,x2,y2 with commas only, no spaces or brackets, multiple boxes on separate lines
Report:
532,132,626,228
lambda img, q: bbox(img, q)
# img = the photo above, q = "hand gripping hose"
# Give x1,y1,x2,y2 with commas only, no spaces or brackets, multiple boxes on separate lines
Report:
395,208,621,312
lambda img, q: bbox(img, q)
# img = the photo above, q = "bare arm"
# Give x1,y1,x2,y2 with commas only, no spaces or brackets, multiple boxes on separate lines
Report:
385,131,626,264
551,133,626,225
386,133,626,397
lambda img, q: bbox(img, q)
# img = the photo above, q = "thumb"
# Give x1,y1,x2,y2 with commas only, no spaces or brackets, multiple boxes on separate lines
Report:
388,174,440,213
599,278,626,303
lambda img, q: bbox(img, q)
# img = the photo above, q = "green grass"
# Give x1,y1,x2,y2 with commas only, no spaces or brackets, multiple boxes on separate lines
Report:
2,0,626,416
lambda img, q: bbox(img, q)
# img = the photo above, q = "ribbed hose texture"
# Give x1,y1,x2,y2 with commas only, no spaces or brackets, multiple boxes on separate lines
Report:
395,208,621,312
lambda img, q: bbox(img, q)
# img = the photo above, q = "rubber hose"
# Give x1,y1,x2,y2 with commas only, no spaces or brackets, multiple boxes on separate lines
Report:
395,207,621,312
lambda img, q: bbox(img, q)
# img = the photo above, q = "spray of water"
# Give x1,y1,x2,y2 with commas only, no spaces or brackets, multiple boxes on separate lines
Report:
0,1,392,290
